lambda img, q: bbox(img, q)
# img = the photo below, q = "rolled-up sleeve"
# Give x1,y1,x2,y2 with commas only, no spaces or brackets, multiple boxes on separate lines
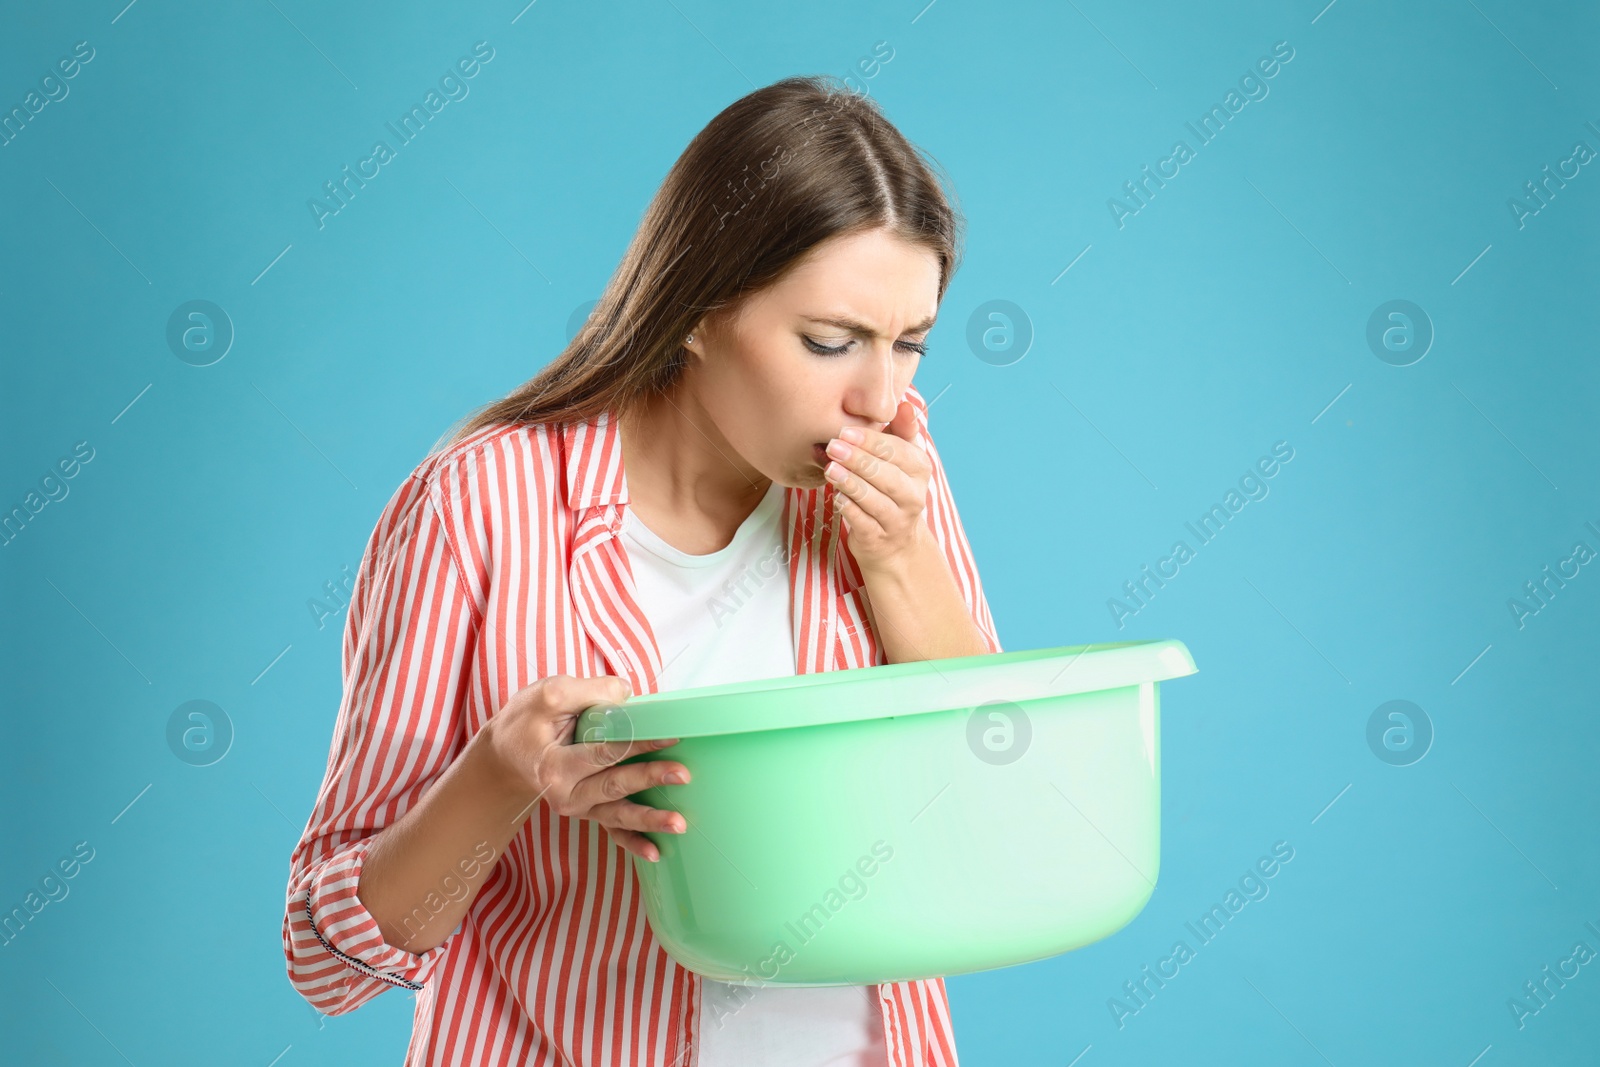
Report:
282,471,481,1015
908,385,1003,655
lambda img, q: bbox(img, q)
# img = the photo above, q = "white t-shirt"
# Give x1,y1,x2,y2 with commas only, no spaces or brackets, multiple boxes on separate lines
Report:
619,479,887,1067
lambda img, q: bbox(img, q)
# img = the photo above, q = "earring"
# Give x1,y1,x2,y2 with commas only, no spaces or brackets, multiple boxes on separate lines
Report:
685,334,695,343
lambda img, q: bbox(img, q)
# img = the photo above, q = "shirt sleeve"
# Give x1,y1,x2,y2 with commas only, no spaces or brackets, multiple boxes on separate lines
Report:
907,384,1003,655
281,471,481,1015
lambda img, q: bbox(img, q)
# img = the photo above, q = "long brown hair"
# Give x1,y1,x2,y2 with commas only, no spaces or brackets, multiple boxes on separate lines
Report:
432,74,965,454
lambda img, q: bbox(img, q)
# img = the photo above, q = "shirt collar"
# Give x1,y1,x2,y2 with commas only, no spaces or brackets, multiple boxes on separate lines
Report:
560,408,629,514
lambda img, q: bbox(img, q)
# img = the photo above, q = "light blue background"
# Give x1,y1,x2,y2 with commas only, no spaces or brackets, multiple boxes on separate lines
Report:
3,1,1597,1064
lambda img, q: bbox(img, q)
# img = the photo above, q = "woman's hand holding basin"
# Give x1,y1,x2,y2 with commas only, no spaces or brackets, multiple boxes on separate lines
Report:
482,673,690,862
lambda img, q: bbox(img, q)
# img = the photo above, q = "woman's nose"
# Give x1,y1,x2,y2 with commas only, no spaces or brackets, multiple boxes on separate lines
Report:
844,345,904,425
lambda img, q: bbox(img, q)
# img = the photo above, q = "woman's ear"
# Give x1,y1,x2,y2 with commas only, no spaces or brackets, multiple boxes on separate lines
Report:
682,314,712,362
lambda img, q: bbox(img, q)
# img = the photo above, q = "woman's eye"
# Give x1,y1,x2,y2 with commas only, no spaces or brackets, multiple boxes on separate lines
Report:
802,336,928,358
803,336,851,356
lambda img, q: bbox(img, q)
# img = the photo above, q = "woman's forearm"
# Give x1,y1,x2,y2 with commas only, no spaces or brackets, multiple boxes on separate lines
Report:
356,727,537,955
858,526,990,665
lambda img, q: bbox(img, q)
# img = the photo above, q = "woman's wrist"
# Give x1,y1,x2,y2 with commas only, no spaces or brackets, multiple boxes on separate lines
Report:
470,718,546,816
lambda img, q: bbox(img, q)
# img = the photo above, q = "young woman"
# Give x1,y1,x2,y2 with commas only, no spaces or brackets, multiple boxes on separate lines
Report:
282,75,1000,1067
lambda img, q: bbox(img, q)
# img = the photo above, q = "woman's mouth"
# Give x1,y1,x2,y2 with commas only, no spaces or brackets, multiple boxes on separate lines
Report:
812,443,830,466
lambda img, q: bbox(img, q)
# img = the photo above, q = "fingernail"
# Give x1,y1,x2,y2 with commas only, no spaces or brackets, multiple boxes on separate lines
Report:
664,770,687,784
826,439,850,458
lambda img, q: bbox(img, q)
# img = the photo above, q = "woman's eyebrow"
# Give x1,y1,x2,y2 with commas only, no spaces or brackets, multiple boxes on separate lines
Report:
803,314,937,337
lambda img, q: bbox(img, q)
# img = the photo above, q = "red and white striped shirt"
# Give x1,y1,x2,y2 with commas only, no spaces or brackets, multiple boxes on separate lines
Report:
282,381,1002,1065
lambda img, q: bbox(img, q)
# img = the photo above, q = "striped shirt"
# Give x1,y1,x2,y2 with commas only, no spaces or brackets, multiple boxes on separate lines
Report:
281,381,1002,1065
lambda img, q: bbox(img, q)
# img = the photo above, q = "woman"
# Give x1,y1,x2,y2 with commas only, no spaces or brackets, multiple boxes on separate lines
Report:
282,75,1001,1067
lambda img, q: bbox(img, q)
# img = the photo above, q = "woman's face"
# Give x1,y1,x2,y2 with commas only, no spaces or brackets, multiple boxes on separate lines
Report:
686,226,942,490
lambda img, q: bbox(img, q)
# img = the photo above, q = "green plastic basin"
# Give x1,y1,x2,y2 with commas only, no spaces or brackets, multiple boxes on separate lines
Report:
572,638,1198,987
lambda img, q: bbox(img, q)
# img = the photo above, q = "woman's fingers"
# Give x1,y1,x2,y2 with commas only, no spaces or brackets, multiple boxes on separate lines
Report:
488,673,637,794
831,462,898,528
827,429,925,511
602,826,661,862
588,795,686,836
569,756,689,817
565,734,673,774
